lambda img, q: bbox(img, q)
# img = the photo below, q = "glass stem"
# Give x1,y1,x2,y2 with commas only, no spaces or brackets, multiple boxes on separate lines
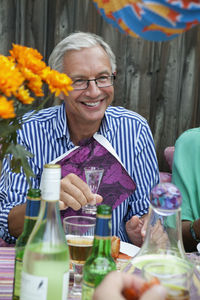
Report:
72,263,83,292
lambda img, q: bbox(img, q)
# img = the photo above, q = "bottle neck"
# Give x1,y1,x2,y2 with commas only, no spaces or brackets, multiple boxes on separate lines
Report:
16,197,41,244
45,201,62,232
92,214,112,256
20,197,40,235
138,206,186,258
25,197,40,218
29,199,66,245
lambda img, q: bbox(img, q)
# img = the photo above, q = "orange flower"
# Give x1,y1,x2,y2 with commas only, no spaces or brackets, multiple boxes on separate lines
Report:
14,86,35,105
27,79,44,97
10,44,46,75
0,96,16,119
0,55,24,97
43,68,73,97
19,67,44,97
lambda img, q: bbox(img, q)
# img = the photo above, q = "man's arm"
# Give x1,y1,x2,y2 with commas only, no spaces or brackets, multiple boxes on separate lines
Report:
124,121,159,246
182,219,200,252
8,203,26,238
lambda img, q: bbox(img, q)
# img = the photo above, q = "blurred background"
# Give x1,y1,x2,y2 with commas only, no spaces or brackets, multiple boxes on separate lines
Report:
1,0,200,172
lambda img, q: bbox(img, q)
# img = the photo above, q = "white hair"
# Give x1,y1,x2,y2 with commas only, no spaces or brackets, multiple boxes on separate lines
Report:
48,31,116,73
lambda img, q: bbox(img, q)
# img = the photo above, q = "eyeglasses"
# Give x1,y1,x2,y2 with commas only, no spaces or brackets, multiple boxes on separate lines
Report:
72,74,116,91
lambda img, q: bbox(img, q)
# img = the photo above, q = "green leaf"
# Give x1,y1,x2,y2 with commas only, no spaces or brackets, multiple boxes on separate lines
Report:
4,144,35,185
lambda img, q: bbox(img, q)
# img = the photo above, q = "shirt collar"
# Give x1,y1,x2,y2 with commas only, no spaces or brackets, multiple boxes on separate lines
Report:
98,107,114,141
54,102,70,141
55,103,114,143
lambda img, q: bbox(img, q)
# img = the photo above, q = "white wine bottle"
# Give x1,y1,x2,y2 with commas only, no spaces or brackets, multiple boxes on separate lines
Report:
20,164,70,300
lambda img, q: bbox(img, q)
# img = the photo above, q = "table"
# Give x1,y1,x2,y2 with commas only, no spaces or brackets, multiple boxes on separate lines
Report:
0,247,14,300
1,247,200,300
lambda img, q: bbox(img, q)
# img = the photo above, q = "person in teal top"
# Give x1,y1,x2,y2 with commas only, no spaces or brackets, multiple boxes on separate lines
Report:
172,128,200,252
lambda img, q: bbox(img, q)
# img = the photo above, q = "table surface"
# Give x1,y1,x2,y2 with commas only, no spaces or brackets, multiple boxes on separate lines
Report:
0,247,14,300
1,247,200,300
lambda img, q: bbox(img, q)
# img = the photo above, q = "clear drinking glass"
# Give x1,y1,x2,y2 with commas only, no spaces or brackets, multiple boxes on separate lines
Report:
63,216,96,297
82,167,104,215
142,261,193,300
188,252,200,273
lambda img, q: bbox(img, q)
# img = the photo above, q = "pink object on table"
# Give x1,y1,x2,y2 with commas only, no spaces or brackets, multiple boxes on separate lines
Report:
159,172,172,183
164,146,175,171
159,146,175,183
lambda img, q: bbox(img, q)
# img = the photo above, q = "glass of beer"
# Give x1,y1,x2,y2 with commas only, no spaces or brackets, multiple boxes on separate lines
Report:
63,216,96,297
142,261,193,300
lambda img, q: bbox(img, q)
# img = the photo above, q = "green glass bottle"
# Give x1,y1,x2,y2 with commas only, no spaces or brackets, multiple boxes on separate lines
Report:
20,164,70,300
12,188,41,300
82,204,116,300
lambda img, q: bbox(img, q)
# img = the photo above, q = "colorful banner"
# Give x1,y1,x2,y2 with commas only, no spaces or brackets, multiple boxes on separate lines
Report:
93,0,200,41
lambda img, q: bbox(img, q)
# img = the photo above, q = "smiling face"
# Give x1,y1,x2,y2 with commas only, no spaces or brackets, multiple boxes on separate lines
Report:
61,46,114,142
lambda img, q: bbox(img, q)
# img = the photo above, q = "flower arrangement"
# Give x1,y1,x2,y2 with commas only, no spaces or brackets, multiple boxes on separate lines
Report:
0,44,73,183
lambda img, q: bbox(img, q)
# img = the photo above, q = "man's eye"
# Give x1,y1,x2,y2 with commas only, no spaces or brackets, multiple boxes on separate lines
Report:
73,79,85,86
97,76,109,82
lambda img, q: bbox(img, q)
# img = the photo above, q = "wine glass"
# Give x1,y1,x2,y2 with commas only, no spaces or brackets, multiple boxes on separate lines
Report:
63,216,96,297
82,166,104,215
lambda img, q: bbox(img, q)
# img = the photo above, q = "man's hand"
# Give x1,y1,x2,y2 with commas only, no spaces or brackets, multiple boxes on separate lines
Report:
93,271,166,300
125,215,148,247
150,219,169,249
59,173,103,210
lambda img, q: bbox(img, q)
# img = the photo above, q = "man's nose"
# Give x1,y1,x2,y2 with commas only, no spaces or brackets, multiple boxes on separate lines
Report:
85,80,101,97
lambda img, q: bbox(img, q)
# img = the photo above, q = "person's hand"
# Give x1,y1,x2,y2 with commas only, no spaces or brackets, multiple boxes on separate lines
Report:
59,173,103,210
150,219,169,249
125,215,148,247
93,271,166,300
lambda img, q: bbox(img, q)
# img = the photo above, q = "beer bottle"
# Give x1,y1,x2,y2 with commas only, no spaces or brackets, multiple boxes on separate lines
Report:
12,188,41,300
20,164,70,300
82,204,116,300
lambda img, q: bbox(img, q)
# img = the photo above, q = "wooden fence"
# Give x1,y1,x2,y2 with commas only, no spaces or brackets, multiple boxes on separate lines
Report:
1,0,200,171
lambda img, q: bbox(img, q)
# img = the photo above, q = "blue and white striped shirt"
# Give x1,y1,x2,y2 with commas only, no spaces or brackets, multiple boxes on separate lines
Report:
0,103,159,244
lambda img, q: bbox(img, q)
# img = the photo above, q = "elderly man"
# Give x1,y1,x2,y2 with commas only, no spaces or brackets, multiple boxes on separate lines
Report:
0,32,159,245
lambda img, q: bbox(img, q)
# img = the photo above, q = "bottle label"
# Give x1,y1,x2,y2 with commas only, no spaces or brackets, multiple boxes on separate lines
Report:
82,281,95,300
20,272,48,300
62,272,69,300
13,258,23,297
20,271,69,300
95,215,111,237
25,199,40,219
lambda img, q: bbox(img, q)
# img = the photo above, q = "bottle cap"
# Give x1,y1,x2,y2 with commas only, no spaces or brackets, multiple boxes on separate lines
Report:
150,182,182,210
41,164,61,201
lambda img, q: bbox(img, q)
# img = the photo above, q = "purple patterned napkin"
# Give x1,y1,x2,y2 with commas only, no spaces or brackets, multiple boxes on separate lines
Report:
56,135,136,219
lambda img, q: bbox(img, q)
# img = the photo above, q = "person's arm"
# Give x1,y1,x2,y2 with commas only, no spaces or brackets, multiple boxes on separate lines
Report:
172,129,200,252
182,219,200,252
8,203,26,238
124,122,159,246
0,127,38,243
0,155,29,243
